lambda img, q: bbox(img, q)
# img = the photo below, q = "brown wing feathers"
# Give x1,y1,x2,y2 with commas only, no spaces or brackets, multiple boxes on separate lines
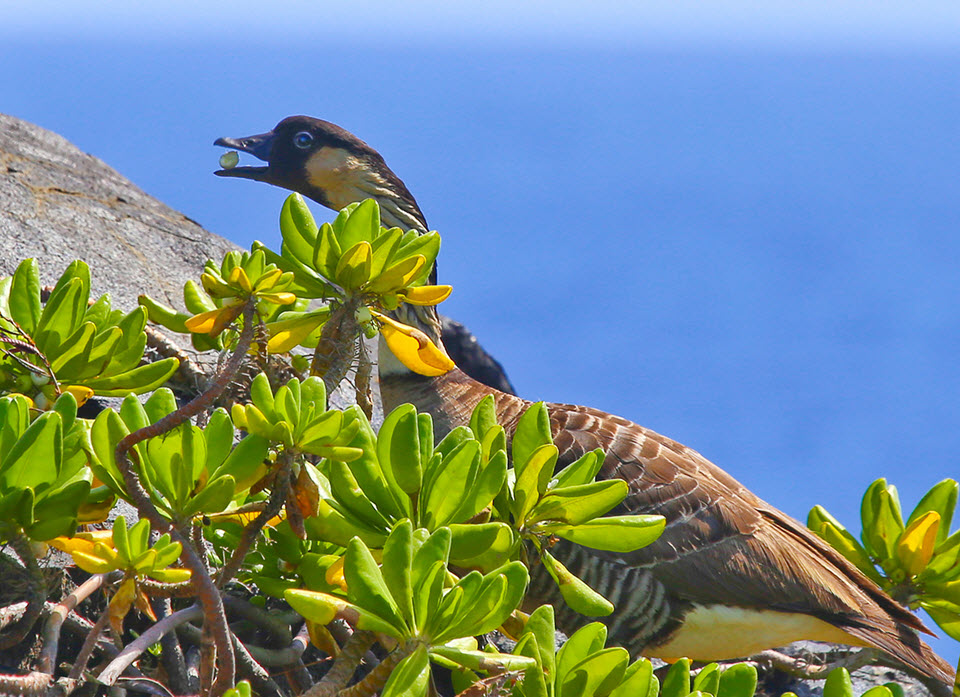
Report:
217,117,955,690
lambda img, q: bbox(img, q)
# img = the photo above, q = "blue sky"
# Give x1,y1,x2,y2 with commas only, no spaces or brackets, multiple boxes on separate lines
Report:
4,2,960,664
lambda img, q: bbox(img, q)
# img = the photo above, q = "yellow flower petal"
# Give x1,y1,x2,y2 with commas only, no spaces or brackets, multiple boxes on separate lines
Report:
62,385,94,407
184,304,243,336
898,510,940,576
400,285,452,306
228,266,254,293
374,312,455,377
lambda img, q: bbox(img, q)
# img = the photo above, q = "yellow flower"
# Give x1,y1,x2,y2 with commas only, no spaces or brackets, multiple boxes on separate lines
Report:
372,311,455,376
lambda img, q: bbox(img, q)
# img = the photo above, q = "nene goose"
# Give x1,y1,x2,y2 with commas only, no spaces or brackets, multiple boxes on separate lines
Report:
215,116,954,690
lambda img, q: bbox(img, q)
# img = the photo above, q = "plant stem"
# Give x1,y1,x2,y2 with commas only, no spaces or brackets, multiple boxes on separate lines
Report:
67,604,113,680
97,604,203,685
338,642,414,697
301,629,376,697
38,572,116,675
113,301,256,696
217,449,294,588
0,533,46,650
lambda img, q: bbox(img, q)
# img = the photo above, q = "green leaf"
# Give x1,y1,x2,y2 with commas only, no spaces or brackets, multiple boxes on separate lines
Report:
553,449,605,489
860,688,893,697
422,440,481,528
381,645,430,697
907,479,958,546
377,403,422,495
327,458,392,530
524,605,556,679
610,659,656,697
513,402,553,477
559,648,629,697
382,521,415,628
448,522,516,568
661,658,691,697
279,193,318,265
557,622,608,683
336,198,380,251
469,395,498,441
823,667,853,697
429,645,537,673
9,258,41,333
335,241,373,290
35,277,87,356
693,663,721,695
544,515,665,553
0,411,61,491
920,600,960,641
82,358,179,396
527,480,629,526
112,515,131,561
180,475,235,518
717,663,758,697
369,226,403,280
304,501,388,549
344,536,408,636
312,222,342,281
513,444,559,523
515,634,549,697
541,549,613,617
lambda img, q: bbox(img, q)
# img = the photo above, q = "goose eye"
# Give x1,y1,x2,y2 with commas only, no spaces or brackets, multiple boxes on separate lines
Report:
293,131,314,149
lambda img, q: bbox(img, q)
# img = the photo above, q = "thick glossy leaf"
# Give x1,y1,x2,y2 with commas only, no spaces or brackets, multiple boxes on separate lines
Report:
0,411,61,490
469,395,498,441
560,647,629,697
381,645,430,697
542,549,613,616
344,537,408,636
180,475,236,518
266,308,329,353
513,444,558,523
693,663,721,695
527,480,628,526
377,403,422,495
449,522,516,568
328,459,392,530
9,258,41,333
430,645,536,673
921,600,960,641
718,663,758,697
512,402,553,477
335,241,372,290
365,254,425,294
279,193,319,265
369,226,403,280
514,634,549,697
423,440,481,528
823,667,853,697
660,658,692,697
35,275,87,356
138,294,190,334
312,222,342,281
557,622,608,684
553,449,605,490
382,521,415,627
523,605,556,677
82,358,179,396
610,659,656,697
544,515,665,553
907,479,958,546
336,198,380,250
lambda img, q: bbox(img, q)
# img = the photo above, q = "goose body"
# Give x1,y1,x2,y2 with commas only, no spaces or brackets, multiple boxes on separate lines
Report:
215,116,954,689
